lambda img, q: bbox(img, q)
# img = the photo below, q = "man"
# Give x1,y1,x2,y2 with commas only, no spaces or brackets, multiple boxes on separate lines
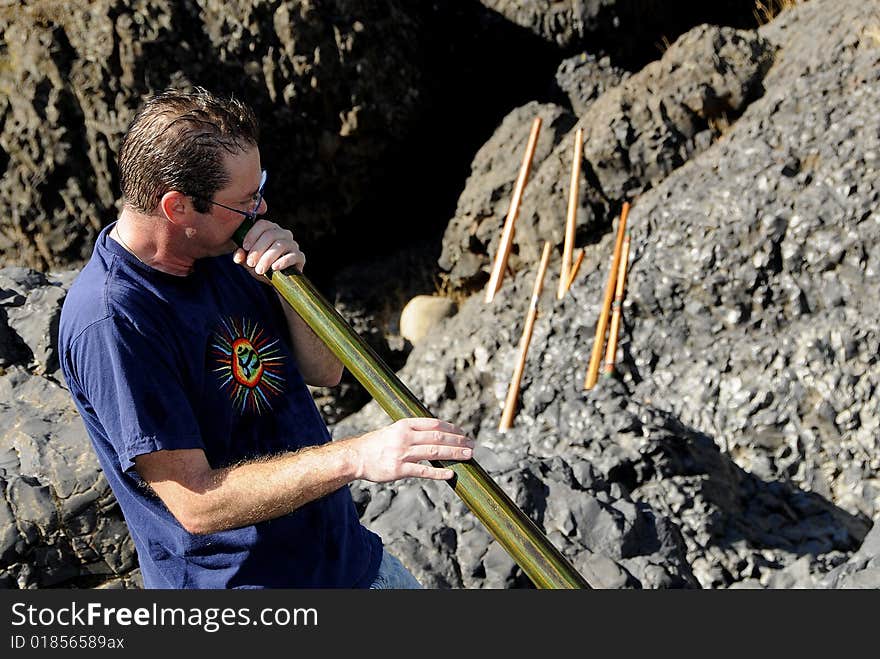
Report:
59,87,474,588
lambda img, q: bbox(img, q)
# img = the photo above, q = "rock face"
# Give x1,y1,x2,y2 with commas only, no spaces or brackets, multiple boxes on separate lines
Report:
347,437,699,589
622,0,880,523
476,0,757,65
336,0,880,589
580,25,774,201
439,24,774,294
554,52,629,117
334,281,869,589
2,0,879,590
0,0,426,270
0,268,73,377
0,268,139,588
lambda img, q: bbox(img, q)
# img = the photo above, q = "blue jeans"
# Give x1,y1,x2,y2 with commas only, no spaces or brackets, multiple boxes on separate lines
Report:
369,550,422,589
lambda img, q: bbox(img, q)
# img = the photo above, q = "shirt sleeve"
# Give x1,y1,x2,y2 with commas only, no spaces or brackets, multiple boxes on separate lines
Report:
71,313,206,472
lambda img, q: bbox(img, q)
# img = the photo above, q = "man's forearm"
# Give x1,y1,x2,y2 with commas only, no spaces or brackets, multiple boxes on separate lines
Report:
137,419,472,535
183,440,359,535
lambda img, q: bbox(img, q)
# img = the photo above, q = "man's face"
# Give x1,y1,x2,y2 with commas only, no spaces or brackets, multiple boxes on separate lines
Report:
196,146,267,255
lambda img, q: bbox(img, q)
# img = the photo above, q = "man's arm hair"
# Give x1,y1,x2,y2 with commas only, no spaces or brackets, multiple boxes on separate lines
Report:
134,443,357,535
134,418,473,535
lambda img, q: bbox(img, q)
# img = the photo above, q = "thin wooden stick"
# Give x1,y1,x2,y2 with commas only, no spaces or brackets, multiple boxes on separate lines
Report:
558,127,583,300
603,233,631,376
583,201,630,390
499,241,553,432
485,116,543,304
566,248,585,291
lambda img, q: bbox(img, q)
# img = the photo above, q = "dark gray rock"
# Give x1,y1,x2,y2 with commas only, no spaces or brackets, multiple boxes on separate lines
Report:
439,24,773,294
4,284,66,376
476,1,758,65
816,521,880,589
0,314,30,369
335,0,879,588
477,0,601,50
0,265,139,589
0,363,139,589
0,0,428,270
0,268,75,374
554,52,629,116
621,0,880,530
579,24,773,201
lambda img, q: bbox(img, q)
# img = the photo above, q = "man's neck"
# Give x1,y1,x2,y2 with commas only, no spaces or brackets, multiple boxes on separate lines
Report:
112,209,195,277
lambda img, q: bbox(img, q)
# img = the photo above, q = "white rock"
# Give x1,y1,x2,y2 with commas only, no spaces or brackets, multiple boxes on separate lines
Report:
399,295,456,345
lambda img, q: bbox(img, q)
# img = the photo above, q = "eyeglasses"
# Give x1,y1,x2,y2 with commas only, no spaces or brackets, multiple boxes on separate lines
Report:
200,170,267,221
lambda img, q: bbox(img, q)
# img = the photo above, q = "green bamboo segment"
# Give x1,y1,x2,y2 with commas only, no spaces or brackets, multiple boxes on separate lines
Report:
232,222,590,589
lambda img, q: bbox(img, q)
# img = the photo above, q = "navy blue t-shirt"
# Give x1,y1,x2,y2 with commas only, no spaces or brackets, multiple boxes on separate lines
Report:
59,224,382,588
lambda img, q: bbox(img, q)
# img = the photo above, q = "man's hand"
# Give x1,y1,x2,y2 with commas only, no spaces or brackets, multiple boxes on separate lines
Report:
233,219,305,279
344,418,475,483
233,218,341,386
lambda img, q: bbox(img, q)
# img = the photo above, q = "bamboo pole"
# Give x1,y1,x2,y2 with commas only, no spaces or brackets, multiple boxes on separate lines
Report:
500,241,552,432
231,222,590,589
566,248,585,291
603,234,631,376
558,128,583,300
485,116,543,304
583,201,630,390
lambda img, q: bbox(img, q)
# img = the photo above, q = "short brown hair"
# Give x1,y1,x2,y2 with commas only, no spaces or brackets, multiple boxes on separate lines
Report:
118,87,259,214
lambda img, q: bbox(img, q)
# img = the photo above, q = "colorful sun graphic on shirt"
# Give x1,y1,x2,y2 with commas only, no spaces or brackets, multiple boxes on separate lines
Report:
210,317,286,414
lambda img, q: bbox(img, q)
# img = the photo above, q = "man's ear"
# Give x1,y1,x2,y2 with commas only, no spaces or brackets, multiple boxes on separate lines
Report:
158,191,193,225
